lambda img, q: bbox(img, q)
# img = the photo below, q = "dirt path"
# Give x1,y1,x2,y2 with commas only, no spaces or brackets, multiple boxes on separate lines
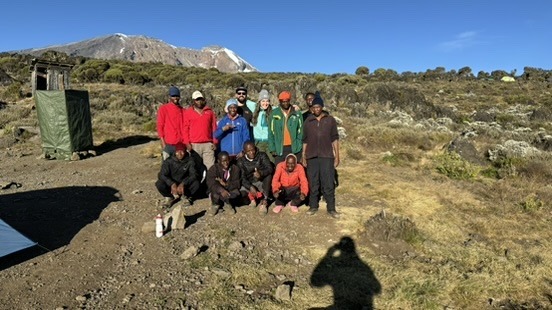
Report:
0,138,356,309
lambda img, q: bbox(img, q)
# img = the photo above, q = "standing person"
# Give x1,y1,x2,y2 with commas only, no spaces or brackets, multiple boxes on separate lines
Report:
302,92,316,121
206,151,242,216
271,154,309,214
157,86,184,160
182,90,218,170
155,143,201,209
303,91,329,121
236,141,273,214
268,91,303,165
252,89,273,160
234,86,256,125
215,99,251,162
301,93,341,219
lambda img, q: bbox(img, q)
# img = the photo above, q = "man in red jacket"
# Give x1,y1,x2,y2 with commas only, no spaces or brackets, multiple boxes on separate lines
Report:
182,90,218,170
157,86,184,160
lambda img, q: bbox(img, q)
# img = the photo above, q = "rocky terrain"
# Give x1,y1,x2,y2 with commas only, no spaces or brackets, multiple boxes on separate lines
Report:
0,137,390,309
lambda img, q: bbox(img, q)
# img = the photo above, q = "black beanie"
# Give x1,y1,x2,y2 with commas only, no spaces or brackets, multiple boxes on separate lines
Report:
312,91,324,107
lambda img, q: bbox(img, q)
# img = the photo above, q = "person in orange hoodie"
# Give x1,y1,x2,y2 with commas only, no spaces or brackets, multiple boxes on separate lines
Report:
271,153,309,214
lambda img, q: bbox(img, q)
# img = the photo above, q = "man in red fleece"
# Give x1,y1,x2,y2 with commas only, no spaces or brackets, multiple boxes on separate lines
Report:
271,153,309,214
182,90,218,170
157,86,184,160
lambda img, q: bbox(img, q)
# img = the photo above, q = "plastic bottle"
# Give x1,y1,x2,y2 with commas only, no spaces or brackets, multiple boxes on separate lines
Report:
155,214,164,238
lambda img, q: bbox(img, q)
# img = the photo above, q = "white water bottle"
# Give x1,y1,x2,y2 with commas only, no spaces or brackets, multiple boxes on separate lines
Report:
155,214,164,238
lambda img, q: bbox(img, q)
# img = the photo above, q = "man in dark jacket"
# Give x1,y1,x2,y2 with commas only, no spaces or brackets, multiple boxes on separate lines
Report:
236,141,274,214
301,93,341,219
206,151,242,216
155,143,201,209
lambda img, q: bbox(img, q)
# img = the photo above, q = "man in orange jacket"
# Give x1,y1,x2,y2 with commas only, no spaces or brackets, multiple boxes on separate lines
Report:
271,153,309,214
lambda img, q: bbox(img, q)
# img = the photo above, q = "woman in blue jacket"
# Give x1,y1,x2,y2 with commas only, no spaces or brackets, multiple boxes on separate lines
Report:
215,99,251,161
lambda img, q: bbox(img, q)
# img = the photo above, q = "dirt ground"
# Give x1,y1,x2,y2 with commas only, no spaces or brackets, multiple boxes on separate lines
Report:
0,136,392,309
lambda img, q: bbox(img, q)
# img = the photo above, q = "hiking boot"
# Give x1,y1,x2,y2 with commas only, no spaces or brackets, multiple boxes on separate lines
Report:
328,211,340,219
272,205,284,214
258,200,268,215
223,204,236,215
248,199,257,208
306,207,318,215
210,204,220,216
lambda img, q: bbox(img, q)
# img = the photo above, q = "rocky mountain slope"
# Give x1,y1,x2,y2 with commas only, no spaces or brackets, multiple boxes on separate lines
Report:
14,33,257,73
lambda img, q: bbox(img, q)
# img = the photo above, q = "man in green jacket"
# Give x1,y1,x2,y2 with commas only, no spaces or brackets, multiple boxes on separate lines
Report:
268,91,303,165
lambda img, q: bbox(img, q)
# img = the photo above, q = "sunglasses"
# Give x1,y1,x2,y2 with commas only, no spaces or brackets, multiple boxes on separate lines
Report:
236,92,247,95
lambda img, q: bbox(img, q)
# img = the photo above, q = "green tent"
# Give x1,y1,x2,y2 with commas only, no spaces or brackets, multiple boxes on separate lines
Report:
35,90,94,160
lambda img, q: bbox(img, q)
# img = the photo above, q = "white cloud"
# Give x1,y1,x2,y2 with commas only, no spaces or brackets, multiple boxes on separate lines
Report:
439,31,478,51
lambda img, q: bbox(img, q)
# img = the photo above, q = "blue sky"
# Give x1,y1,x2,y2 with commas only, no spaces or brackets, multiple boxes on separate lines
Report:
1,1,550,75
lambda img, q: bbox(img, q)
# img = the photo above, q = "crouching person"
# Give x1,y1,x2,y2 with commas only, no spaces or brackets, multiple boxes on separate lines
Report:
271,154,308,214
156,143,200,209
206,151,242,216
237,141,274,215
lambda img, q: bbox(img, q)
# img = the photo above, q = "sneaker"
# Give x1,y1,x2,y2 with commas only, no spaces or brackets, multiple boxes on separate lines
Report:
179,197,192,207
258,200,268,214
290,205,299,213
306,207,318,215
328,211,340,219
210,204,219,216
272,205,284,214
160,197,173,209
248,199,257,208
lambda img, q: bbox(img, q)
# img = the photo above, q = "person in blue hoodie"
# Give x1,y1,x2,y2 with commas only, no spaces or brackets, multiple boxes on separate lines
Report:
215,99,251,162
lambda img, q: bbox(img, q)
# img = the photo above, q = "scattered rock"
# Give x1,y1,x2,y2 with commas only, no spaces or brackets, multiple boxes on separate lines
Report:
75,295,88,302
275,283,292,301
132,189,143,194
180,246,200,260
164,205,186,230
228,241,244,252
447,135,486,165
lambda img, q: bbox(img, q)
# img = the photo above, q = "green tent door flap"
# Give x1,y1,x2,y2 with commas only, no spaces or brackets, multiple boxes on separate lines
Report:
35,90,93,159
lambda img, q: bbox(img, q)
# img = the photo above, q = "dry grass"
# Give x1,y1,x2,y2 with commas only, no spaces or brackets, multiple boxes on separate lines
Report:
331,142,552,309
1,80,551,309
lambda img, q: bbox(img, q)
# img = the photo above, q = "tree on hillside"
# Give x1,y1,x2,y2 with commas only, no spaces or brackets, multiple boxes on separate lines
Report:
355,66,370,76
458,66,474,79
477,71,490,80
490,70,508,80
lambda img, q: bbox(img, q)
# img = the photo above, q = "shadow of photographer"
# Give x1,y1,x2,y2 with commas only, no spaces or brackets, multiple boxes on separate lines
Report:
310,236,381,310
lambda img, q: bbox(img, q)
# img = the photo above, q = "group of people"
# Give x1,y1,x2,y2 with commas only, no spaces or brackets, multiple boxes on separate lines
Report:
155,85,341,218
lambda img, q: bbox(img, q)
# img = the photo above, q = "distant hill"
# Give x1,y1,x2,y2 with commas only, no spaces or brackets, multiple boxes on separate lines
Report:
13,33,257,73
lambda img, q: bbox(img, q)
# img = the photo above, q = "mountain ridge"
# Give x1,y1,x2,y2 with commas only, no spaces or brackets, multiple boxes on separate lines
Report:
13,33,257,73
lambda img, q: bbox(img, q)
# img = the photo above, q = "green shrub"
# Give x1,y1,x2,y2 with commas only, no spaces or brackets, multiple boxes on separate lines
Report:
519,194,544,212
435,152,480,180
1,82,23,102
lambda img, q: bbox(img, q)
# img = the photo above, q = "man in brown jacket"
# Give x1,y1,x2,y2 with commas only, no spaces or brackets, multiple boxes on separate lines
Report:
301,92,340,218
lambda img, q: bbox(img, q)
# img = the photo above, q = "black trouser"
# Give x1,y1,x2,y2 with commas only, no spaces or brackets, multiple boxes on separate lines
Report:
155,178,200,199
274,186,304,207
306,157,336,212
210,189,241,207
274,145,302,166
